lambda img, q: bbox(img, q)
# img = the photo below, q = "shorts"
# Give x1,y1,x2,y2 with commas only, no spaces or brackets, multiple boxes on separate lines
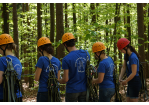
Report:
99,88,115,102
37,92,48,102
126,76,142,99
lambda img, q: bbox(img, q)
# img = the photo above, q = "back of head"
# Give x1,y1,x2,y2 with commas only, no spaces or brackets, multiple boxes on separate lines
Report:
37,37,53,54
92,42,106,53
62,33,75,47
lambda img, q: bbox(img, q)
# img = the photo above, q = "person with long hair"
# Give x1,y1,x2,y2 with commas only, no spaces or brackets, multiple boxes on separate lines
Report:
0,34,22,102
117,38,141,102
35,37,61,102
92,42,115,102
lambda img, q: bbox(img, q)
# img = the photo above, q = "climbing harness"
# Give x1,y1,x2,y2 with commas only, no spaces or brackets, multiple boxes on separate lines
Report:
110,57,122,102
3,57,21,102
139,63,148,101
85,51,98,102
47,57,61,102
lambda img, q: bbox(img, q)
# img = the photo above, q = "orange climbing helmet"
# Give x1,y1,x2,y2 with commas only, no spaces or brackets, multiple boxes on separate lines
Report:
117,38,130,50
0,34,14,46
92,42,106,53
37,37,51,47
62,33,75,43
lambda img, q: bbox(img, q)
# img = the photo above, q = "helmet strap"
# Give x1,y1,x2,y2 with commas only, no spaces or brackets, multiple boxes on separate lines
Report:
63,43,69,53
95,50,103,62
39,48,44,56
0,44,8,56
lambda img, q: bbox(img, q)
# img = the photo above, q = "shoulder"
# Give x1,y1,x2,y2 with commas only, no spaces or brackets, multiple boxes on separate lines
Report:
130,52,138,59
52,56,60,62
0,56,7,62
37,56,46,62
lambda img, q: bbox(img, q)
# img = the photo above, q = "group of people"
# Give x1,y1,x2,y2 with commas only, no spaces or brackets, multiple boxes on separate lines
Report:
0,33,142,102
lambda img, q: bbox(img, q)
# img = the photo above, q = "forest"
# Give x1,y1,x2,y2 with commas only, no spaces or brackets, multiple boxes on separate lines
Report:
0,3,149,102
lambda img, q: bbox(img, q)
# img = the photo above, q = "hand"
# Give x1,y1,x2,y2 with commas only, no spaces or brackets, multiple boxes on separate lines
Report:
92,78,95,85
120,80,127,86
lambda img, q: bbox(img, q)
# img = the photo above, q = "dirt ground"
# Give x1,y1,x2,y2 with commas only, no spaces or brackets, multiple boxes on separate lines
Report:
22,79,149,102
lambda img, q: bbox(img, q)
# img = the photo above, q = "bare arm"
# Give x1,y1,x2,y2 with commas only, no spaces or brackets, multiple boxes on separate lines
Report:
35,67,42,81
0,71,4,84
119,60,126,80
92,72,105,84
58,69,69,84
125,64,137,83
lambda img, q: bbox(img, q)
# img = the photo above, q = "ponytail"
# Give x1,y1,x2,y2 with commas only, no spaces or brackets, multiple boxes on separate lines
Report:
124,44,141,61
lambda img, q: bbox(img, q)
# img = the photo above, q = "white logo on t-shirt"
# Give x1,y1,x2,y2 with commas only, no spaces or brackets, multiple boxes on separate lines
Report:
75,57,86,73
108,63,115,77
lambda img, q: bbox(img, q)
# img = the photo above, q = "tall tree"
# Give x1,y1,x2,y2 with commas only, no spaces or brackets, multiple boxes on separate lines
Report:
123,3,127,37
65,3,69,32
127,4,131,42
143,3,149,78
56,3,65,60
50,3,55,43
3,3,9,34
137,3,146,78
13,3,19,58
147,3,149,78
113,3,120,71
44,3,48,37
72,3,77,32
37,3,42,59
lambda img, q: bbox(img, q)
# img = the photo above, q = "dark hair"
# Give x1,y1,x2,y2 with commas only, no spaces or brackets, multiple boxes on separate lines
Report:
124,44,141,61
63,39,75,47
38,44,54,54
0,43,17,52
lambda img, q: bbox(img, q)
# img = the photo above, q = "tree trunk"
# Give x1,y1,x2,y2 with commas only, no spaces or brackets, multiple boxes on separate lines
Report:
113,3,120,71
44,3,48,37
127,4,131,42
56,3,65,60
65,3,68,32
37,3,42,59
72,3,77,32
13,3,19,58
147,3,149,78
3,3,9,34
123,3,127,37
50,3,55,43
137,3,146,78
143,3,149,78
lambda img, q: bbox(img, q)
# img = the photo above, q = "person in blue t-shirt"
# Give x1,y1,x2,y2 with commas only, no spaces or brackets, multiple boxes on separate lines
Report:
58,33,90,102
0,34,22,102
117,38,141,102
35,37,61,102
92,42,115,102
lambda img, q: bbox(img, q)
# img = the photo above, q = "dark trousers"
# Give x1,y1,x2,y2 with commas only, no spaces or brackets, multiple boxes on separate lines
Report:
0,97,22,102
65,91,86,102
37,92,48,102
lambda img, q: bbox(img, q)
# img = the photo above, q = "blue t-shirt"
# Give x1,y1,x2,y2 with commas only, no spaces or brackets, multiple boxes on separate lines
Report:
125,52,139,77
97,57,115,88
35,56,61,92
62,49,90,93
0,55,22,100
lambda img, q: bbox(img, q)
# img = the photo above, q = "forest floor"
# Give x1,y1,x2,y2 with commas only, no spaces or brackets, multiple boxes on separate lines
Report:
22,79,149,102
